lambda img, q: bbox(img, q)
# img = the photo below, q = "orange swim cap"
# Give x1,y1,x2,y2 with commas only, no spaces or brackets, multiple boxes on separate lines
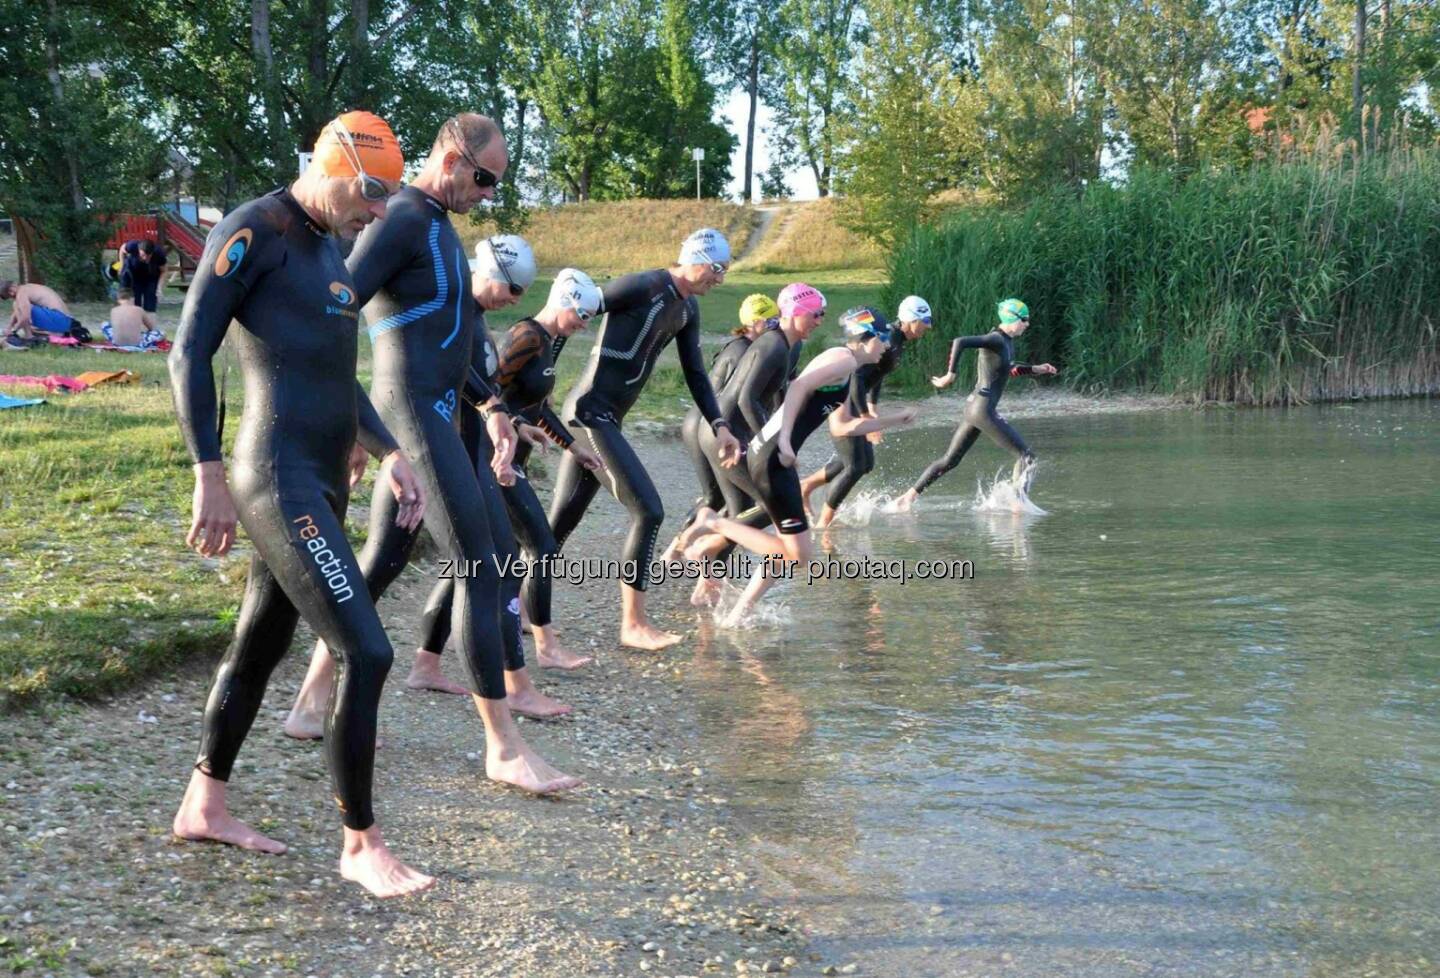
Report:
311,110,404,182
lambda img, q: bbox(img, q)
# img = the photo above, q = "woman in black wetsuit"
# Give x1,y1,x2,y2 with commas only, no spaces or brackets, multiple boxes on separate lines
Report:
168,112,435,898
894,298,1057,511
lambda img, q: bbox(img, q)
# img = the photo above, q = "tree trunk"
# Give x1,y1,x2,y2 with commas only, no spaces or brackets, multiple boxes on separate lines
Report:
348,0,369,108
1353,0,1366,149
251,0,290,180
43,0,85,213
743,32,759,202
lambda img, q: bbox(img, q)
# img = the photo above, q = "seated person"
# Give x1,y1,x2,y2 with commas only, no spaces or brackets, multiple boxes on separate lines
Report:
105,288,150,346
2,280,80,342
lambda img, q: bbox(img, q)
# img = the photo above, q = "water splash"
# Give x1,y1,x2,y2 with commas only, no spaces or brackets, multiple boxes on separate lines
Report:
972,461,1047,516
710,576,794,629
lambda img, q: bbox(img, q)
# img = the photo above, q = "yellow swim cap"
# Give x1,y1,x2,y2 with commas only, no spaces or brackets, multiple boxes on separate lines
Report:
739,293,780,326
312,111,404,182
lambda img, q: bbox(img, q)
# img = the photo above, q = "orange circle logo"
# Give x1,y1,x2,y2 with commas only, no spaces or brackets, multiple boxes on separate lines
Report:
329,282,354,305
214,228,253,278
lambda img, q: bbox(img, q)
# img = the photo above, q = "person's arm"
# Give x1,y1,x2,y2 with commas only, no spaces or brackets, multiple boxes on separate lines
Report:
735,347,783,438
11,292,31,327
536,401,576,448
828,403,916,438
168,211,282,464
354,383,400,458
943,333,997,376
676,304,725,427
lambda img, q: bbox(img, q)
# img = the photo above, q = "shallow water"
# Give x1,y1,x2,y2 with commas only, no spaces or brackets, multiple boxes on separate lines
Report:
663,400,1440,977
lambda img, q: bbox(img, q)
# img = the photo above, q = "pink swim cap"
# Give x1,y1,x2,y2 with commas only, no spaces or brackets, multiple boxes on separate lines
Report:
778,282,826,318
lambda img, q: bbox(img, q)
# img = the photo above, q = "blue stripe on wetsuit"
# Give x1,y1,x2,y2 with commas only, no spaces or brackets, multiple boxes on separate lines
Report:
367,221,447,339
439,247,465,350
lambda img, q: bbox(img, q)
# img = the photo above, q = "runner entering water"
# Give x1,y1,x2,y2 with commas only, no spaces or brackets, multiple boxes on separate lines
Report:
547,229,742,650
800,294,933,527
894,298,1057,512
168,112,435,898
659,292,780,564
682,306,916,625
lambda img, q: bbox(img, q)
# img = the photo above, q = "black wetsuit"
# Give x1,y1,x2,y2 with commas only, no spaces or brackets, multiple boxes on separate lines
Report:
730,365,856,533
548,268,726,588
700,325,809,533
169,188,401,831
419,316,561,647
680,334,754,524
343,186,522,699
821,329,908,510
910,329,1036,495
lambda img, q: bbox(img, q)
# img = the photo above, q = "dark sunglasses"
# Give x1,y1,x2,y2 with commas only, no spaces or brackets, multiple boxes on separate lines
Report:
448,119,502,190
576,308,593,322
487,239,524,297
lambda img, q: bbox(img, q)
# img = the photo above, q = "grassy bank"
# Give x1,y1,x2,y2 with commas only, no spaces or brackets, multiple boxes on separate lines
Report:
735,198,885,273
888,151,1440,404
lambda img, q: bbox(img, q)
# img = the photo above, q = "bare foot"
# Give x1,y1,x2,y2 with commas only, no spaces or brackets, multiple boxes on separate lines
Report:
173,772,287,854
659,534,686,565
893,489,918,513
690,576,723,607
534,641,593,671
338,826,435,899
620,620,684,651
282,706,325,741
508,684,574,719
683,533,729,564
404,649,469,695
486,742,583,794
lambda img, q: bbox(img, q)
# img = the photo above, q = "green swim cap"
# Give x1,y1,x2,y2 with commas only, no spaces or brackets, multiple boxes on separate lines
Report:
997,298,1030,324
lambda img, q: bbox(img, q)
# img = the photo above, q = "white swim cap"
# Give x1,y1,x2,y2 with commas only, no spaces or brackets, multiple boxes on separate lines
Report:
474,234,537,291
678,227,731,267
548,268,602,318
897,295,932,323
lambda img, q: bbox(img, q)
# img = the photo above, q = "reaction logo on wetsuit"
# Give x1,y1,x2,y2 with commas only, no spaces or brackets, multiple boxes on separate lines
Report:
326,281,359,320
291,513,356,603
214,229,254,278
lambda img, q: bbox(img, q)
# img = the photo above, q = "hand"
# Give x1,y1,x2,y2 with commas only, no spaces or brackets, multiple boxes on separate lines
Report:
1036,363,1059,376
346,441,369,488
570,445,604,472
382,452,426,531
518,423,549,451
931,372,955,389
186,461,239,557
865,430,884,445
485,407,517,471
714,427,742,469
778,440,796,468
492,455,518,487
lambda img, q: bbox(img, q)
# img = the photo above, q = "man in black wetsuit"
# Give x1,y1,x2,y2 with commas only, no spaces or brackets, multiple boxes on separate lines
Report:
895,297,1058,511
119,238,168,327
282,114,580,795
168,111,434,898
800,294,934,527
547,228,742,650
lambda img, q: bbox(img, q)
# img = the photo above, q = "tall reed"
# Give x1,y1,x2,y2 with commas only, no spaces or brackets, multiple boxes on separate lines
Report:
887,152,1440,404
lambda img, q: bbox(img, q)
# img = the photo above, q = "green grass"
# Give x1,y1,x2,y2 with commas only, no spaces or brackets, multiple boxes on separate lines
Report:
888,151,1440,403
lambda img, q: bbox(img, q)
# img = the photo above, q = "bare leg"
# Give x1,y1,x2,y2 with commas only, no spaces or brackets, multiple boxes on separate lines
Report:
619,584,683,651
173,769,287,854
533,624,593,670
477,696,583,793
505,666,573,718
283,639,334,740
404,648,469,695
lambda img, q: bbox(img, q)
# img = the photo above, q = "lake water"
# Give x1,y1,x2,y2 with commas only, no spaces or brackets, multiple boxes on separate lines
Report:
664,399,1440,977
